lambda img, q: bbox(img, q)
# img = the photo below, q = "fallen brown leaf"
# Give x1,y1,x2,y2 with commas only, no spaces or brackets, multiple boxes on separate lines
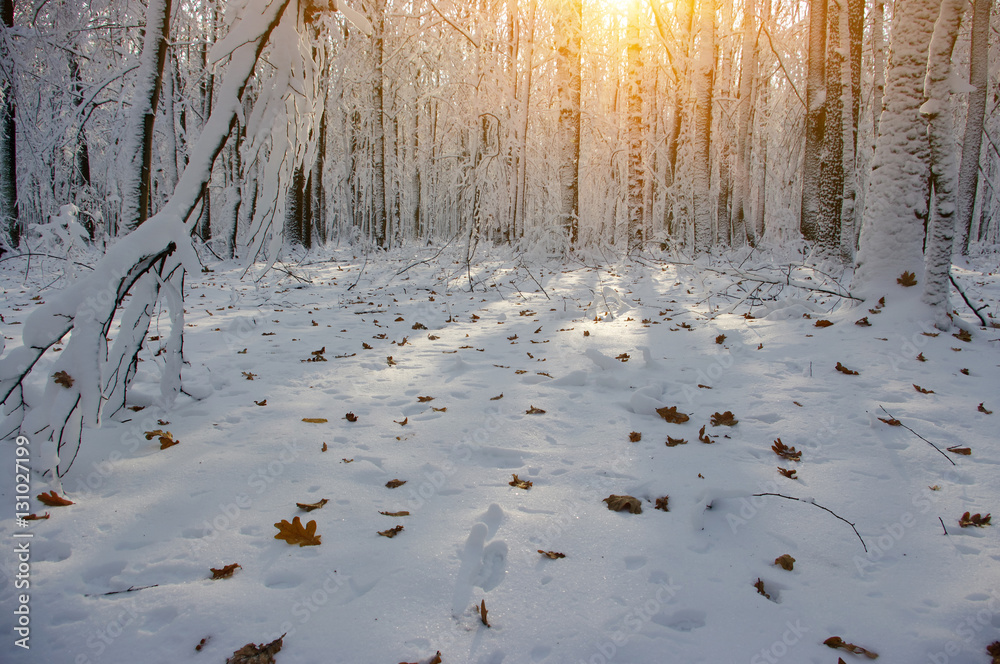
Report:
386,479,407,489
378,525,404,538
538,550,566,559
654,496,669,511
710,411,738,426
509,474,532,489
380,510,410,517
777,467,797,479
629,431,642,442
210,563,241,579
301,418,328,424
655,406,690,424
823,636,878,659
959,512,991,528
225,634,284,664
53,370,74,388
603,495,642,514
296,498,329,512
835,361,859,375
480,599,490,627
526,405,546,414
771,438,801,461
345,412,358,422
774,554,795,571
273,517,320,546
665,436,688,447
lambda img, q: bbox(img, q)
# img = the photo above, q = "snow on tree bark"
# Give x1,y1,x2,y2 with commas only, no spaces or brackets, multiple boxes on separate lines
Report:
119,0,172,233
691,0,714,254
921,0,966,328
625,0,644,252
954,0,991,255
731,0,757,247
853,0,937,298
0,0,17,252
555,0,581,246
837,0,858,262
800,0,827,245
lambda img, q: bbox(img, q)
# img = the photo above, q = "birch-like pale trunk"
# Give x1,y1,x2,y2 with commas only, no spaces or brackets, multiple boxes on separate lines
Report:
954,0,991,255
853,0,937,298
921,0,966,328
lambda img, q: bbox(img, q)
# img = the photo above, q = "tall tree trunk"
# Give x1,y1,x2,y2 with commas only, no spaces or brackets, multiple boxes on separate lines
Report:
800,0,827,244
692,0,715,254
853,0,938,297
555,0,582,246
955,0,991,255
625,0,644,252
731,0,757,246
372,0,387,247
922,0,966,327
513,0,537,242
121,0,172,232
0,0,18,251
837,0,858,261
818,0,843,257
871,0,886,141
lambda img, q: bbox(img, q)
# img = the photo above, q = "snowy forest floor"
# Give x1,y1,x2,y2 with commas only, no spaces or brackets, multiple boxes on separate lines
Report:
2,245,1000,664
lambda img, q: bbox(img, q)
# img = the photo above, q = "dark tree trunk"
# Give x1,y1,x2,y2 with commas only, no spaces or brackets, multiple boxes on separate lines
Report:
0,0,18,251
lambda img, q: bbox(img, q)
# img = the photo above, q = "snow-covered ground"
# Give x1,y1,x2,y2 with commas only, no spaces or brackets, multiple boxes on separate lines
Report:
2,246,999,664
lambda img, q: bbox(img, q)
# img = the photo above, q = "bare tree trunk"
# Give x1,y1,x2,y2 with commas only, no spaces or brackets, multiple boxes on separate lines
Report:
818,0,844,257
871,0,886,140
625,0,644,252
955,0,991,255
555,0,581,246
922,0,967,327
837,0,857,262
373,0,388,247
800,0,827,244
731,0,757,246
513,0,536,242
121,0,172,232
692,0,715,254
853,0,937,297
0,0,18,251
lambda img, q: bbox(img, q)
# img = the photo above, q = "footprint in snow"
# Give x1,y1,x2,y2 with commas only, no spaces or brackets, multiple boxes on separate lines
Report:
451,503,508,618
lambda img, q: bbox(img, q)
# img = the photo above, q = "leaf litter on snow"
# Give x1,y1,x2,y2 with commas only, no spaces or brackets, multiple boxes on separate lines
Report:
9,247,1000,663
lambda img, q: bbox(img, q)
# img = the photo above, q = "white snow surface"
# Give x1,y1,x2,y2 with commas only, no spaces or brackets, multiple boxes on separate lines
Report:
2,247,999,664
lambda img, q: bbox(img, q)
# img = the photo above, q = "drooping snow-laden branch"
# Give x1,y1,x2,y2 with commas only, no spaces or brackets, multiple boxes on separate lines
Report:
0,0,345,476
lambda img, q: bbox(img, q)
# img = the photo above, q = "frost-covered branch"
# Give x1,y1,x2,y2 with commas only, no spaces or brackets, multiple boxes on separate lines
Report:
0,0,337,476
